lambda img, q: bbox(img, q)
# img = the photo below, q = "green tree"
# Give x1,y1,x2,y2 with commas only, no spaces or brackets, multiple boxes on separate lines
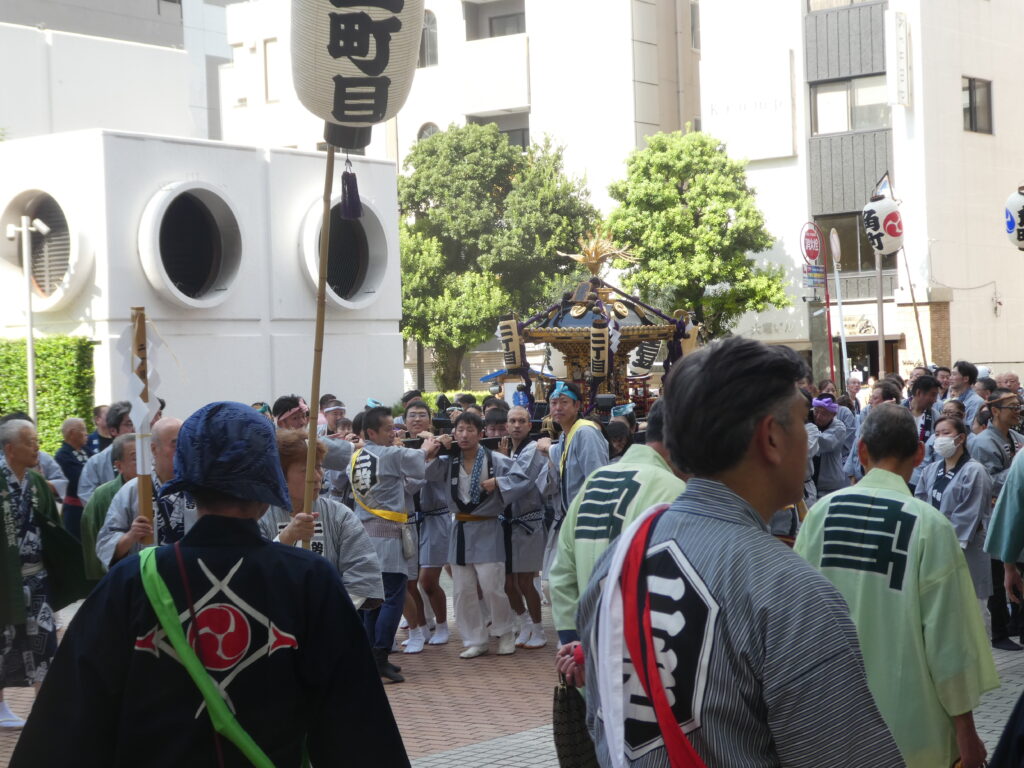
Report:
607,130,789,338
399,124,598,388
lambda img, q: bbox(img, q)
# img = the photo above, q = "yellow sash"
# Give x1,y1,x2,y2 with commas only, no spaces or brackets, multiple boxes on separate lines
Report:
559,419,602,478
350,448,408,524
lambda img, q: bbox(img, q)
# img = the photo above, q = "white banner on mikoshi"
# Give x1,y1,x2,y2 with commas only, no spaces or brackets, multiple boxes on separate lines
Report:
292,0,424,148
862,194,904,256
1006,186,1024,251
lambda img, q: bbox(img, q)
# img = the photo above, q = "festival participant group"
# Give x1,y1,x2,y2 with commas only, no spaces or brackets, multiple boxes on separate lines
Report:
5,340,1024,767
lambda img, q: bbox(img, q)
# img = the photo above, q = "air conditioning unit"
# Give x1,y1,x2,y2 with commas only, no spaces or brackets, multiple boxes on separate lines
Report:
0,129,404,417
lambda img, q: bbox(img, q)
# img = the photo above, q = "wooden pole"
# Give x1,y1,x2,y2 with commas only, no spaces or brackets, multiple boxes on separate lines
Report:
902,248,928,368
301,141,336,547
131,306,154,546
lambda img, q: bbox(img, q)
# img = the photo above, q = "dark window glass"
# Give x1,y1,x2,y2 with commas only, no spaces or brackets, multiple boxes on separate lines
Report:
962,77,993,134
814,212,896,274
489,12,525,38
418,11,438,68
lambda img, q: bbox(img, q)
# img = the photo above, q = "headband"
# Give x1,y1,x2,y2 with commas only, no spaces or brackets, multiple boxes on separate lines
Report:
323,405,345,413
611,403,635,418
811,398,838,413
550,382,578,402
366,398,384,408
275,397,309,426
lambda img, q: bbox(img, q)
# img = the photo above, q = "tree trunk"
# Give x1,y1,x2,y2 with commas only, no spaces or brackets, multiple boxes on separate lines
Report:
432,345,466,391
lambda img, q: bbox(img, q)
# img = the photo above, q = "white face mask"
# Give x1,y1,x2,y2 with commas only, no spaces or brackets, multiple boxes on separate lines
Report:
934,435,958,459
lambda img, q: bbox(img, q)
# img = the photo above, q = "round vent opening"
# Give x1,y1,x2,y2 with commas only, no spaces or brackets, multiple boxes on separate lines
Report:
300,194,389,310
29,195,70,298
139,182,242,309
321,207,370,301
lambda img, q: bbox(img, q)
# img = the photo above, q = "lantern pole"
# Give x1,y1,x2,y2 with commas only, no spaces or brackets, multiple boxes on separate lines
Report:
301,135,337,548
902,248,928,368
823,257,835,384
829,229,849,389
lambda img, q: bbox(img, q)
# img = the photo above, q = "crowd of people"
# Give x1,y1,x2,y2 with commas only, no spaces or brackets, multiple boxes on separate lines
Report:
4,344,1024,766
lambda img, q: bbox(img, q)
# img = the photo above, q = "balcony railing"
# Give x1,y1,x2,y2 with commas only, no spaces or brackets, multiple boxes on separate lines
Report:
826,270,898,300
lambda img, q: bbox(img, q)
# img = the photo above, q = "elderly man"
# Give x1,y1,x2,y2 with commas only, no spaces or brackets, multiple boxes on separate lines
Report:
95,418,197,569
79,434,137,581
797,405,997,768
846,375,863,414
10,401,409,766
578,337,901,766
54,417,90,539
997,371,1023,397
78,401,134,504
811,393,848,497
1,419,88,730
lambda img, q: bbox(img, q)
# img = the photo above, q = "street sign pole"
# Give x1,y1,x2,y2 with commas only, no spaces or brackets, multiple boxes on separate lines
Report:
830,229,849,388
801,222,833,381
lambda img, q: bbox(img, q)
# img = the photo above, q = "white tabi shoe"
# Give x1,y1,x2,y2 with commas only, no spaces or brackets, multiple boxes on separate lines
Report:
515,623,533,648
404,628,426,654
524,626,548,649
428,623,450,645
497,631,516,655
398,616,409,630
459,644,489,659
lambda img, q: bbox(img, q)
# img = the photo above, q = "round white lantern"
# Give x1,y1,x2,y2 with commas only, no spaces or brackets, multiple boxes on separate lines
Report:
862,194,904,256
292,0,425,148
1006,186,1024,251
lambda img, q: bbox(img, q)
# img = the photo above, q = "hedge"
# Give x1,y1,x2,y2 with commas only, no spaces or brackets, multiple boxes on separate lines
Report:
0,336,95,454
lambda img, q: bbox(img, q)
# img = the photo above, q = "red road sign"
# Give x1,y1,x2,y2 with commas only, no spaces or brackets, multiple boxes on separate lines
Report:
800,222,824,265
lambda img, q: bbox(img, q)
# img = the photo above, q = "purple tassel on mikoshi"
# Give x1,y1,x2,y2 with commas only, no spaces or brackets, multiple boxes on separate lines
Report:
340,159,363,220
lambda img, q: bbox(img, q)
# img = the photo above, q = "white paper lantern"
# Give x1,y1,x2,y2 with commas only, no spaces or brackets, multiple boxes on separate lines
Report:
292,0,424,148
1006,186,1024,251
862,194,904,256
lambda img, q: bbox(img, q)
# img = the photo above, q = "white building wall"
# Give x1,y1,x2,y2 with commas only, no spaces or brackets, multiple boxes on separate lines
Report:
0,23,198,141
700,0,810,347
915,0,1024,369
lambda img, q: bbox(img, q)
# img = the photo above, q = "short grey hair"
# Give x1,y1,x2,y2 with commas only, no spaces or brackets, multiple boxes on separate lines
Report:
61,418,86,438
111,433,136,463
860,403,919,461
0,419,35,449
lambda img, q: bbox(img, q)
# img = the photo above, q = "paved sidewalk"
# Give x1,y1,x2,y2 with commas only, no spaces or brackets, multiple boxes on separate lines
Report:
7,602,1024,766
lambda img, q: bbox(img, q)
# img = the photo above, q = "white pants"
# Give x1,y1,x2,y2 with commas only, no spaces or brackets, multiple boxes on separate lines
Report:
453,562,513,646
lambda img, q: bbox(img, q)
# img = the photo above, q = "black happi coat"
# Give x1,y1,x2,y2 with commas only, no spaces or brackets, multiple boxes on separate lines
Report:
11,515,409,768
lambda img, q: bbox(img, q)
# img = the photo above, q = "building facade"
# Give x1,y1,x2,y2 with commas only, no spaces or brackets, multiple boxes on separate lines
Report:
218,0,702,212
703,0,1024,382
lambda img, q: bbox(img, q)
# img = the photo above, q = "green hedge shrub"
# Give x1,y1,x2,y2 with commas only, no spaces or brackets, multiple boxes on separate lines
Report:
0,336,95,454
390,390,496,416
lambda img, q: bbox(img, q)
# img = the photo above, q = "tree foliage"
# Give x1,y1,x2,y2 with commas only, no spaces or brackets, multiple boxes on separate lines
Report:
607,130,789,338
399,123,598,388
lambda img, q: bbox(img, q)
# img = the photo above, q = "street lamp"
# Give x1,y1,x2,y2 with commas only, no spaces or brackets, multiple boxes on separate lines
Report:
5,215,50,422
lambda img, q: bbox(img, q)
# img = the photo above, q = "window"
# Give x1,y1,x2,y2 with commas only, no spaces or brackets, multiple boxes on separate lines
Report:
811,75,890,135
489,12,525,38
690,1,700,50
501,127,529,149
418,11,438,68
814,212,895,274
417,123,440,141
962,77,992,133
229,43,247,107
808,0,877,11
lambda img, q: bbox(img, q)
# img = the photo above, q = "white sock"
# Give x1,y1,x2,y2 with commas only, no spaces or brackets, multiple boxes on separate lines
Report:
516,621,533,646
429,622,449,644
0,702,14,718
404,627,426,654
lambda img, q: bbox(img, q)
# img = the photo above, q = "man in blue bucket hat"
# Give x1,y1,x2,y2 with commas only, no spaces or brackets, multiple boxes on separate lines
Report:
12,401,408,767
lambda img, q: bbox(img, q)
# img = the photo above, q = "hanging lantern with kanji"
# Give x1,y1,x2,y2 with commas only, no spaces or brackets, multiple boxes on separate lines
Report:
862,194,904,256
292,0,425,150
1006,186,1024,251
496,313,525,370
590,317,610,382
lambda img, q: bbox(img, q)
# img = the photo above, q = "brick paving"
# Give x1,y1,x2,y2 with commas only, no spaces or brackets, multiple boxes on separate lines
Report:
7,600,1024,766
